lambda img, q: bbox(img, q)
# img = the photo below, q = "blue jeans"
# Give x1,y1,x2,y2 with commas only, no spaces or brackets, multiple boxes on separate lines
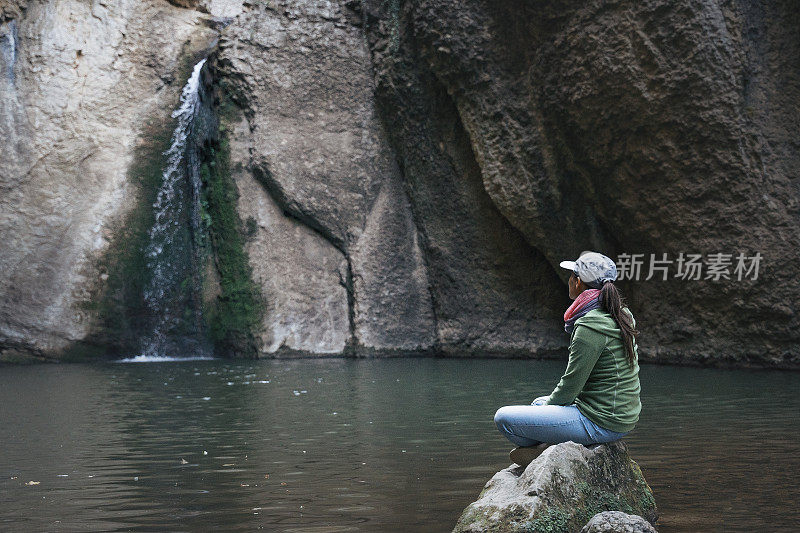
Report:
494,396,629,447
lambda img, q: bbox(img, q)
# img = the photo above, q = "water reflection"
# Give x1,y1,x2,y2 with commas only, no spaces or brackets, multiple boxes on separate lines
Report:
0,359,798,532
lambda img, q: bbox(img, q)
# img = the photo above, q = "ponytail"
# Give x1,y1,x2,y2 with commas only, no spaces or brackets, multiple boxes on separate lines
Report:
599,282,639,367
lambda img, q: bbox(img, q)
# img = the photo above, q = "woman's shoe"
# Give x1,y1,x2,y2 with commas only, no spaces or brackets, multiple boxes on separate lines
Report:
509,443,551,467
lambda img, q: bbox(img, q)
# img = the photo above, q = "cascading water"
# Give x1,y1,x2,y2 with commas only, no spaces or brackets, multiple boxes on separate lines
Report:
0,19,17,83
139,58,212,359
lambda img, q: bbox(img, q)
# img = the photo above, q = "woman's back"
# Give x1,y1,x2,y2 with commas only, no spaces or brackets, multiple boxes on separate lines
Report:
565,307,641,433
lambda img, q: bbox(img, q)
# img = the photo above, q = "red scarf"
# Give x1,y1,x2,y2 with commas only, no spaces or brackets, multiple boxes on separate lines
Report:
564,289,601,333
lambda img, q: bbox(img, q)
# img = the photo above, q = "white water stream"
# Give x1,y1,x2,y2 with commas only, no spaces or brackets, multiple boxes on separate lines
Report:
141,58,210,359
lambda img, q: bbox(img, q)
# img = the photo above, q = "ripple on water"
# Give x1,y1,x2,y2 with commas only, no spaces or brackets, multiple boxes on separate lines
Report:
1,359,799,532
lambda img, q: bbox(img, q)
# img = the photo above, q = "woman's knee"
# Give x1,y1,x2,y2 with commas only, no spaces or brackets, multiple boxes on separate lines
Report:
494,406,530,435
494,404,552,431
494,406,511,429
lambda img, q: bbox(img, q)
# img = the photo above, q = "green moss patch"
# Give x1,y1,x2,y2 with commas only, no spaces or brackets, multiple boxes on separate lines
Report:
199,102,263,357
81,58,262,359
87,114,176,355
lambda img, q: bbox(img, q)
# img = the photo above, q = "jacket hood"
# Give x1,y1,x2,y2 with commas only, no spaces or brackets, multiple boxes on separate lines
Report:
574,308,635,339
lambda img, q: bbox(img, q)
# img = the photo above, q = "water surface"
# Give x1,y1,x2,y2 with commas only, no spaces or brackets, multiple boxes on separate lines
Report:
1,359,798,532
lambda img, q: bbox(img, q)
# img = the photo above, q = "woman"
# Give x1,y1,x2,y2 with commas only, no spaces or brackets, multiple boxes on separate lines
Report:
494,251,641,467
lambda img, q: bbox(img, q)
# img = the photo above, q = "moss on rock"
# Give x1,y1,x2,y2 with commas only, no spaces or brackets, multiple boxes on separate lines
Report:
198,95,264,357
83,55,264,359
87,114,177,356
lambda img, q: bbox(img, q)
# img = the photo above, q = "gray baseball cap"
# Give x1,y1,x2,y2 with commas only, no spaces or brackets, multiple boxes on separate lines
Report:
559,251,618,289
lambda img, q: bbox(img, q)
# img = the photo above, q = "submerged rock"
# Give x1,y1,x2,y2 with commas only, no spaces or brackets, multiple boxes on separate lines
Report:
452,441,657,533
580,511,657,533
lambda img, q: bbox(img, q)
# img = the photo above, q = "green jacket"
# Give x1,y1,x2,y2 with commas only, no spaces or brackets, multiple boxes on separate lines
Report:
546,307,641,433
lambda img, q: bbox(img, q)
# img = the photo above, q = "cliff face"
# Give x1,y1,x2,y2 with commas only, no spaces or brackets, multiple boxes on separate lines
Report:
1,0,798,366
0,1,218,359
212,0,565,356
212,1,439,355
363,0,800,366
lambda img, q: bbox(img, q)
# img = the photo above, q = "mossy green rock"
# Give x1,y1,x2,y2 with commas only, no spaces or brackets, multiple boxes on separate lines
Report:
452,441,657,533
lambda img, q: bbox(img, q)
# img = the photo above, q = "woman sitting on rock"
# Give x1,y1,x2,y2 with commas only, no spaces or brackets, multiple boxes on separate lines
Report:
494,251,641,467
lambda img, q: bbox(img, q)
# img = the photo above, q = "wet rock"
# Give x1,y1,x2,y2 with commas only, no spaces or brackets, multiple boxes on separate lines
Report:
167,0,198,8
452,441,657,533
580,511,658,533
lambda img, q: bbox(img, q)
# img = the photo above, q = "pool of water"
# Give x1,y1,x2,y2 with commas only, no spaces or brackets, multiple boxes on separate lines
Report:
1,358,798,532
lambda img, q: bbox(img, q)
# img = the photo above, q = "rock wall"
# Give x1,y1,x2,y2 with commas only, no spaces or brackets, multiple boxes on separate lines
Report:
211,1,440,355
212,0,565,357
0,0,218,359
1,0,798,366
363,0,800,367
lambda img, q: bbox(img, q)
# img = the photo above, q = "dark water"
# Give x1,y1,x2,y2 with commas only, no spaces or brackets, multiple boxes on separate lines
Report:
1,359,798,532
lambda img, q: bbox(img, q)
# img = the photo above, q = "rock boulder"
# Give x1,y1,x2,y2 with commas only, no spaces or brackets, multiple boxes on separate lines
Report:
452,441,657,533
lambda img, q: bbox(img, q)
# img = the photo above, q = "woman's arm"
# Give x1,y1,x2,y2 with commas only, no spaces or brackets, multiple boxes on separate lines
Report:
546,325,604,405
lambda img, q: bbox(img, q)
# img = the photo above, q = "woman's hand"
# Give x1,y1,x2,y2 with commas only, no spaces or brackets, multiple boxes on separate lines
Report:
531,395,550,406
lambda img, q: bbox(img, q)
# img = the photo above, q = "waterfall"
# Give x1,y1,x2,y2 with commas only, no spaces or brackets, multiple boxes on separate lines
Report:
140,58,211,358
0,20,17,82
